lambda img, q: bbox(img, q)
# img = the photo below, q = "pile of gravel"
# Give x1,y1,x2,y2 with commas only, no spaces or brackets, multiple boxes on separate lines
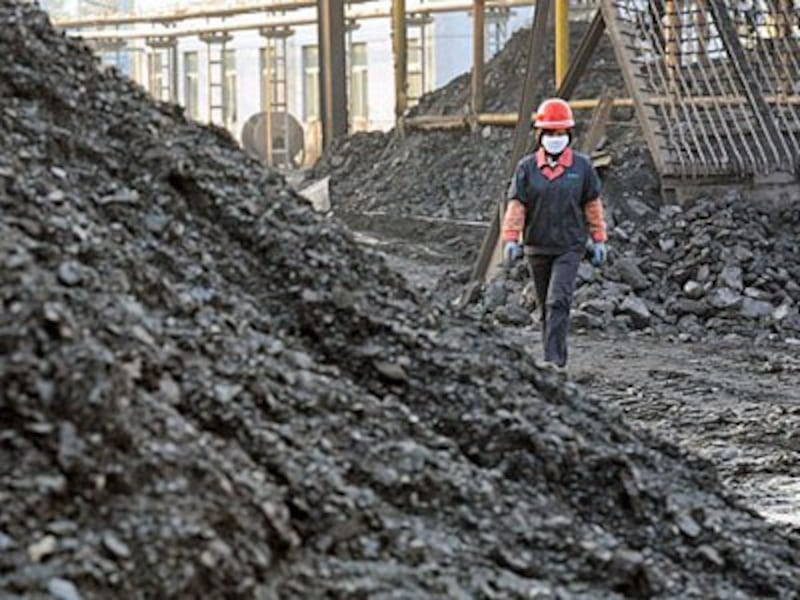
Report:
474,192,800,343
409,23,622,117
2,3,800,598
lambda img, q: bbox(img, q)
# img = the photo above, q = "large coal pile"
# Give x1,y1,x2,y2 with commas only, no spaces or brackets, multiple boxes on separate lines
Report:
480,193,800,341
3,2,800,598
309,21,655,240
310,125,512,222
410,23,621,117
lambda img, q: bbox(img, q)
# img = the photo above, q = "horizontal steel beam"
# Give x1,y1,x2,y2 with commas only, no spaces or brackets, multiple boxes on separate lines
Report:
405,100,636,129
62,0,536,40
55,0,326,28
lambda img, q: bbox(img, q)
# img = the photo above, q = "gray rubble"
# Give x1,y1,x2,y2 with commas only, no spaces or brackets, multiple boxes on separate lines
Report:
2,2,800,599
483,193,800,343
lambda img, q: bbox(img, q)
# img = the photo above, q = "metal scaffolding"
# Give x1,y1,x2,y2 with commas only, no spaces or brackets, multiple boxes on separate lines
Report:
145,36,179,103
407,12,434,106
199,32,232,127
260,26,294,166
600,0,800,185
486,6,510,57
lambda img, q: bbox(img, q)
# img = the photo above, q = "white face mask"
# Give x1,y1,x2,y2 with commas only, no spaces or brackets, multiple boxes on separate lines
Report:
541,134,569,155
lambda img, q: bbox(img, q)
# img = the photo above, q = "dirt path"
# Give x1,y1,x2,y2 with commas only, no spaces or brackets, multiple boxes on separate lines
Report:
566,333,800,528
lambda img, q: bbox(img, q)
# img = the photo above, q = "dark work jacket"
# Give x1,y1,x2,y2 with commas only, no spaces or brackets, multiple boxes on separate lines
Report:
507,148,602,255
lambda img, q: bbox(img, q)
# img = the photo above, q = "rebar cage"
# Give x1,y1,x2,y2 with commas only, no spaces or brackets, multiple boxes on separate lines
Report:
600,0,800,182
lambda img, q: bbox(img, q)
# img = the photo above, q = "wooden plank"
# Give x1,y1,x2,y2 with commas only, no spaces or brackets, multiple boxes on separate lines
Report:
556,8,605,100
598,0,670,175
579,89,614,154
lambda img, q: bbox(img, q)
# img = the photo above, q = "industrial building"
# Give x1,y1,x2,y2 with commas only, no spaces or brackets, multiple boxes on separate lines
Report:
44,0,593,166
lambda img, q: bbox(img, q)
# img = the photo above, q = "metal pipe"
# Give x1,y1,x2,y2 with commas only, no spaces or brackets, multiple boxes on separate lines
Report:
170,44,179,104
263,45,274,165
554,0,569,89
67,0,537,41
56,0,324,27
318,0,349,147
404,99,637,129
471,0,485,113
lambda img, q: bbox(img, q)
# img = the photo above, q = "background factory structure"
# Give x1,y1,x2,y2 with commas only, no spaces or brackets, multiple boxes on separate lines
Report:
46,0,601,166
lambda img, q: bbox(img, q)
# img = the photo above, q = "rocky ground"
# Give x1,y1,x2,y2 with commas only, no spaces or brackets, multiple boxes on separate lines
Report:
3,2,800,599
306,3,800,596
566,335,800,530
479,191,800,342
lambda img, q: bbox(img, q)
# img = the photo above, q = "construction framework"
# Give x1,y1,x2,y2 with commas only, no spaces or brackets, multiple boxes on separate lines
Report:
599,0,800,195
464,0,800,289
145,36,179,104
60,1,800,201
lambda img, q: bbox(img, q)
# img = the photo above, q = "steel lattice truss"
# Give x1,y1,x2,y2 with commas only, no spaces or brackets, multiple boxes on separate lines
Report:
601,0,800,180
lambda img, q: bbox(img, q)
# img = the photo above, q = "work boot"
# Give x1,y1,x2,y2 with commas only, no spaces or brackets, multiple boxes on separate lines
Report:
538,359,567,375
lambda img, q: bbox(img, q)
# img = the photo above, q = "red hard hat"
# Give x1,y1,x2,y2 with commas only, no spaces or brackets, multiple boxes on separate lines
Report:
534,98,575,129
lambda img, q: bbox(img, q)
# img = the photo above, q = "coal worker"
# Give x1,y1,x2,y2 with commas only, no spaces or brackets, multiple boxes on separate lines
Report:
501,98,608,369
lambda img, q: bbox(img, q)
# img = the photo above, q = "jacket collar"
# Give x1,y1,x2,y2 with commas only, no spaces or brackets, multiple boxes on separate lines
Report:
536,147,574,169
536,147,573,181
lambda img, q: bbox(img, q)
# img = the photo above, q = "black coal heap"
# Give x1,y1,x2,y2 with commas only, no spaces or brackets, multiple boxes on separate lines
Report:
2,3,799,598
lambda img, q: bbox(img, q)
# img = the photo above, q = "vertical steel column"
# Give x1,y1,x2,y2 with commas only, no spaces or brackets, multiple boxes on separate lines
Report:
262,40,274,165
472,0,485,113
554,0,569,89
317,0,348,148
170,44,179,103
391,0,408,123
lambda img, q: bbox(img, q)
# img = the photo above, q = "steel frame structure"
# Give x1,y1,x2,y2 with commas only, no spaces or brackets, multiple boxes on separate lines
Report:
61,2,800,206
465,0,800,288
59,0,538,148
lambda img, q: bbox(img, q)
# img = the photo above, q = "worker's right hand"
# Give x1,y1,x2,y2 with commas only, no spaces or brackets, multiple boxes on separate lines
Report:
504,241,523,263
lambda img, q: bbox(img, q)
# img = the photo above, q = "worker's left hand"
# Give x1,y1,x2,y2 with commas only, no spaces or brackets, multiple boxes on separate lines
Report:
592,242,607,267
504,241,523,264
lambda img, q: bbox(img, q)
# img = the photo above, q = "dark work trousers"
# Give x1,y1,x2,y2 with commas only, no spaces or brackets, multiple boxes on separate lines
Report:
527,250,582,367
